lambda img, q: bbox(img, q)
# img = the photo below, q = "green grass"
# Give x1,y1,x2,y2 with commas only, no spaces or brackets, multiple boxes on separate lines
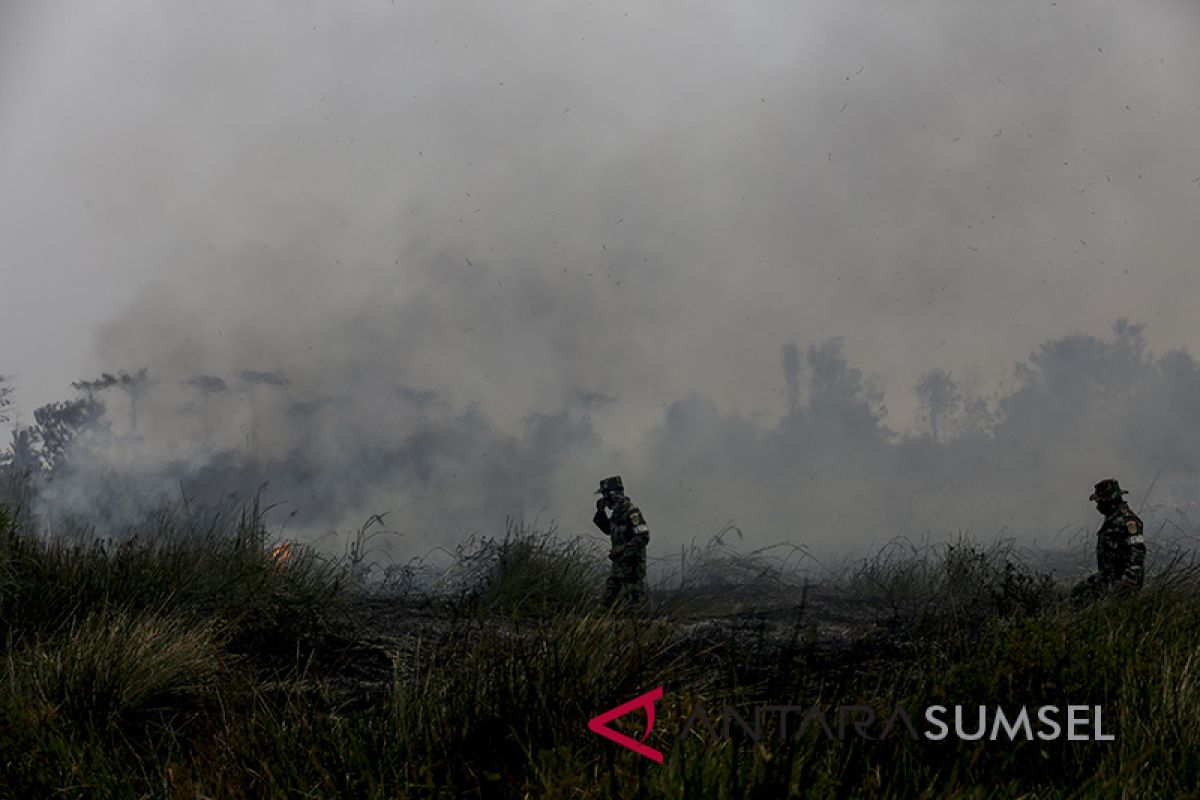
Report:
449,519,606,618
2,498,1200,798
0,498,348,660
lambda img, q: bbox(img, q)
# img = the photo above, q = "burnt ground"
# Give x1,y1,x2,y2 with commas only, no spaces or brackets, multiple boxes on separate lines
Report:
288,584,914,712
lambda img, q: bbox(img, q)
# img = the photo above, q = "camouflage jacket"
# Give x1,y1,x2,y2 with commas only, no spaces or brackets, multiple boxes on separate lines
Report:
593,496,650,557
1096,503,1145,587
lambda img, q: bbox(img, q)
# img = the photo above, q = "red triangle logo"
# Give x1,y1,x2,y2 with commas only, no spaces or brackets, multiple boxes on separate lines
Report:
587,686,664,763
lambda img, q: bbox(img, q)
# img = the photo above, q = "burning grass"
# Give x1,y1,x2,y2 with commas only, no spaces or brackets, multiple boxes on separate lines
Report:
0,499,349,666
3,499,1200,797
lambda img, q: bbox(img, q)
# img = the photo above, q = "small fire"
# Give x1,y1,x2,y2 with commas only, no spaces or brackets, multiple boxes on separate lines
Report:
270,542,294,570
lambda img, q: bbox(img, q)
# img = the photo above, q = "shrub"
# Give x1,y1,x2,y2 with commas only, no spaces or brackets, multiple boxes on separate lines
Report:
452,520,606,617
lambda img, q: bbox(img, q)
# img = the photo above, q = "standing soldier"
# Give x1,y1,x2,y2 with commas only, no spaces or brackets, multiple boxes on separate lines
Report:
593,475,650,607
1072,478,1146,602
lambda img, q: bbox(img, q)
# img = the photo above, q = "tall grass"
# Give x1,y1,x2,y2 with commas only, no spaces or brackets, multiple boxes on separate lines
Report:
449,519,606,617
0,498,348,660
5,608,222,733
838,536,1059,643
4,497,1200,798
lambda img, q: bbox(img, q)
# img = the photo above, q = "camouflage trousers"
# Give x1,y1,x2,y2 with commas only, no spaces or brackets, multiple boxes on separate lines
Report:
604,544,647,608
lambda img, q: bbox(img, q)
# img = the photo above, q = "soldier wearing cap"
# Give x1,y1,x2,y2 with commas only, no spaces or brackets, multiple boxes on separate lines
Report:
1072,478,1146,602
593,475,650,607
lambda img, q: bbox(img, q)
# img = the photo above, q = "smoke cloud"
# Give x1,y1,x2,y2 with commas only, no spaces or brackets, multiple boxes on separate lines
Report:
4,1,1200,561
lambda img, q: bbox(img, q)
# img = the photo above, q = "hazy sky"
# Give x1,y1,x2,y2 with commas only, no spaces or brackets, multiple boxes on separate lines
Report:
3,1,1200,554
4,0,1199,427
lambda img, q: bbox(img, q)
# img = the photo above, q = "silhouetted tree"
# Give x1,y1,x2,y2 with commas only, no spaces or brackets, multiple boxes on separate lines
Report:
6,427,38,474
32,397,104,475
74,369,149,431
915,368,960,442
0,375,13,425
806,338,889,446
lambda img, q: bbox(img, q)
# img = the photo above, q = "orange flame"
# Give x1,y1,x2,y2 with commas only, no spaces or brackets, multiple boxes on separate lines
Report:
270,542,294,570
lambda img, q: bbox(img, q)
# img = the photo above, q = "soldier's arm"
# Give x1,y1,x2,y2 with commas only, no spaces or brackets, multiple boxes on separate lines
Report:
628,505,649,545
1122,516,1146,585
593,501,612,535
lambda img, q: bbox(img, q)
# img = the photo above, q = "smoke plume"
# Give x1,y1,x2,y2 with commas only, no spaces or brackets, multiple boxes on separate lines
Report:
4,1,1200,562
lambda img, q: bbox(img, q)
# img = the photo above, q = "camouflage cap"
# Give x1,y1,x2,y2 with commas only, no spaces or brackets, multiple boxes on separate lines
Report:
1089,478,1129,502
596,475,624,494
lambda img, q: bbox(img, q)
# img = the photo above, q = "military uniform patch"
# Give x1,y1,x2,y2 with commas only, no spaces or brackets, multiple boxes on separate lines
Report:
1126,520,1139,535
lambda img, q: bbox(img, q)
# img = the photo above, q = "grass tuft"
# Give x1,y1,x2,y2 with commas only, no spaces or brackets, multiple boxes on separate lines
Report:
6,607,222,733
451,519,606,617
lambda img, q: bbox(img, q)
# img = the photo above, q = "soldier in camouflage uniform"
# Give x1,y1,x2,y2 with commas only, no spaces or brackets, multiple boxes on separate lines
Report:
1072,478,1146,603
593,476,649,607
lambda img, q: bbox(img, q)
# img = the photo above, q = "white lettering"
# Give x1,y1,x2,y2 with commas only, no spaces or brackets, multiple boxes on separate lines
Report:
1094,706,1115,741
955,706,987,741
1067,705,1090,740
990,707,1034,741
924,706,948,741
1037,706,1061,740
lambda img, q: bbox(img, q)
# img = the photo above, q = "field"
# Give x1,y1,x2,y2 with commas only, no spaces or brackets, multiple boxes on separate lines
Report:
3,497,1200,799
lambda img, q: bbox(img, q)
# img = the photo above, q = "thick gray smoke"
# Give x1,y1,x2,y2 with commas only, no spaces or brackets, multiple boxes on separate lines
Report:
4,1,1200,561
27,321,1200,566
